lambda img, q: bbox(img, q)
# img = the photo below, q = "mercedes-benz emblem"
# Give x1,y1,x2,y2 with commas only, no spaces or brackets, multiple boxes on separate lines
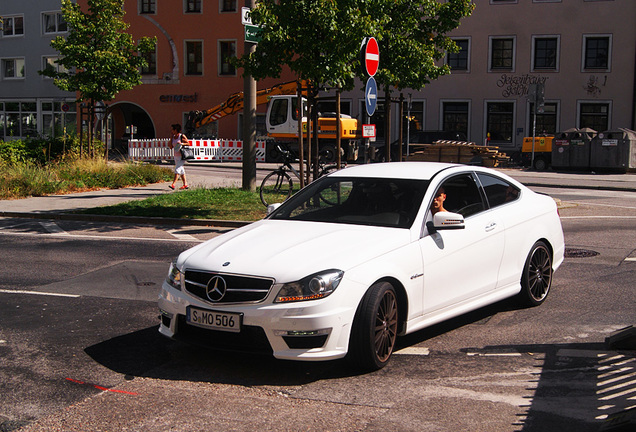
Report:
206,276,227,302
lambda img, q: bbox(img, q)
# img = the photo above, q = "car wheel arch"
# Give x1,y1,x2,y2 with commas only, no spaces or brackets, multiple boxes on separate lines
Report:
365,276,409,335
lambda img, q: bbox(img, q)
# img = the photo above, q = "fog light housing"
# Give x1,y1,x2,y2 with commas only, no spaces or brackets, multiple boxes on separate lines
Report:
275,329,330,349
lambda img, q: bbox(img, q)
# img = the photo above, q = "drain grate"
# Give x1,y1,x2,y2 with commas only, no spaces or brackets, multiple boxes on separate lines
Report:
565,248,600,258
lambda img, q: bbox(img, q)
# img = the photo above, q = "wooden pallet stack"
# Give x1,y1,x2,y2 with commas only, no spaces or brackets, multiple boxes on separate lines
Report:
405,140,510,167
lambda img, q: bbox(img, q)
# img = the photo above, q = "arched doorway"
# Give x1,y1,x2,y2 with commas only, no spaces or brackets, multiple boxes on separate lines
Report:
106,102,155,154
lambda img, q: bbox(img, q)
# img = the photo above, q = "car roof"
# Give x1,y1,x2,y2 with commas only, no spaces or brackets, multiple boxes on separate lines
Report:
331,162,459,181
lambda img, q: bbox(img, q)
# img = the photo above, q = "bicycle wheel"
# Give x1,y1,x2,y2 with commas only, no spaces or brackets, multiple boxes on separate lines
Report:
260,171,293,207
318,164,339,178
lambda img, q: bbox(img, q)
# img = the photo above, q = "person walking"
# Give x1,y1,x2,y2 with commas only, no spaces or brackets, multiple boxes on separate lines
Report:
168,123,189,190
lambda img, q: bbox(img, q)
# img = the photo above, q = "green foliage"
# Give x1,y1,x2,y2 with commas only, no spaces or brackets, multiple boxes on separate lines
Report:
0,141,172,199
40,0,156,102
0,135,101,166
236,0,474,92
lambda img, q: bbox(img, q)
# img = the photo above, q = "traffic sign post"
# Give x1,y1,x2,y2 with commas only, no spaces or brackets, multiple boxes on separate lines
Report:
362,124,376,139
361,37,379,77
365,76,378,117
244,25,262,43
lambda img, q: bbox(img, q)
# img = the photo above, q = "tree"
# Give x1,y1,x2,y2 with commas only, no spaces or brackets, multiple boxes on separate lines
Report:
41,0,156,154
236,0,473,91
235,0,473,161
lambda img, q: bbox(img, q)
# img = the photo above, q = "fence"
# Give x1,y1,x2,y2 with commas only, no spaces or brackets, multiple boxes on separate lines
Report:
128,139,267,162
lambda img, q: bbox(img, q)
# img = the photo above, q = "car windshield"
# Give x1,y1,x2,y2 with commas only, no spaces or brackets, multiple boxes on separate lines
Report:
268,176,429,228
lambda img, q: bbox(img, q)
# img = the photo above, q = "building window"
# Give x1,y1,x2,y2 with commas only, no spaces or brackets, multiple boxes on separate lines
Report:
400,100,425,134
528,102,558,135
219,40,236,76
533,36,559,71
0,101,37,139
2,15,24,37
1,58,25,79
486,102,514,144
489,37,515,71
447,39,469,72
442,102,469,138
583,35,610,70
141,49,157,75
185,41,203,75
42,11,67,34
185,0,202,13
140,0,156,14
42,56,68,77
41,101,77,137
221,0,237,12
579,102,609,132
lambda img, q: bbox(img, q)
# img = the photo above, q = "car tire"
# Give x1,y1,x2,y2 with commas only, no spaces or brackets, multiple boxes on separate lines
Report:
348,281,398,371
518,241,553,307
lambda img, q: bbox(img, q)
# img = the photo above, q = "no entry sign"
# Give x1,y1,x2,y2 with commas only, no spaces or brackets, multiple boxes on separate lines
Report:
363,37,379,77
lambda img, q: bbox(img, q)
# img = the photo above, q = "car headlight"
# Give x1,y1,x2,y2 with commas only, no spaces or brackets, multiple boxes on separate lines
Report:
166,260,183,291
275,269,344,303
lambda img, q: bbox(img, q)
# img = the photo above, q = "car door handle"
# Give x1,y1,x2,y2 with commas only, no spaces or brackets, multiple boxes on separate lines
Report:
485,222,497,232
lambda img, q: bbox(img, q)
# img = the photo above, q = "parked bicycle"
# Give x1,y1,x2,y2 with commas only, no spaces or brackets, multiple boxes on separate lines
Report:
259,144,344,206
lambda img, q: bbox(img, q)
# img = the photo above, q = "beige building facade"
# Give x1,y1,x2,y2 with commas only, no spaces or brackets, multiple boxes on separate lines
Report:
341,0,636,156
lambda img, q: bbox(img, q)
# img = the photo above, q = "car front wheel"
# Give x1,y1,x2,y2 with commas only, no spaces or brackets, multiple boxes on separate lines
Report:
519,241,553,307
348,281,398,371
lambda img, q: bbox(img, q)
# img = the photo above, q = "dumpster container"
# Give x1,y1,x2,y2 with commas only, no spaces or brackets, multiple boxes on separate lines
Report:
552,128,596,170
590,128,636,173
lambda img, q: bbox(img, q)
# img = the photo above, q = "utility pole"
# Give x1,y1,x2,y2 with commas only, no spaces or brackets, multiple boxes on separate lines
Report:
242,0,257,191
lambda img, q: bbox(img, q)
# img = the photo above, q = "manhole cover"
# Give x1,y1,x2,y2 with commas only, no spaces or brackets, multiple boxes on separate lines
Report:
136,281,157,287
564,248,599,258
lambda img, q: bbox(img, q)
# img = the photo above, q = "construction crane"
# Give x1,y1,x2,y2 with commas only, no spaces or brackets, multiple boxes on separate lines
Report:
184,80,307,136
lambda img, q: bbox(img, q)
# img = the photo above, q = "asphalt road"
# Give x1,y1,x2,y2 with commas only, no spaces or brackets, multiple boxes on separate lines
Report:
0,186,635,431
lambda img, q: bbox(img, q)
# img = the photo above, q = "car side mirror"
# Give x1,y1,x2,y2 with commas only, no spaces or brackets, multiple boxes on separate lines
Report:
427,211,465,234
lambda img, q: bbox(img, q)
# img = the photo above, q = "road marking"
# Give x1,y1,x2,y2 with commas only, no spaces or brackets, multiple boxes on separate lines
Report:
40,221,69,235
561,216,636,219
394,347,430,356
625,257,636,262
0,229,202,243
166,228,199,241
0,289,80,298
65,378,138,395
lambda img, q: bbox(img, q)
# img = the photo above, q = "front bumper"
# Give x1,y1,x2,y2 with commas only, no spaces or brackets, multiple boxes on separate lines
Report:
158,280,360,361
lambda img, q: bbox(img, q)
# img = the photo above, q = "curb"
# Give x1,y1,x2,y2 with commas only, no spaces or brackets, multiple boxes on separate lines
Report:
0,210,251,229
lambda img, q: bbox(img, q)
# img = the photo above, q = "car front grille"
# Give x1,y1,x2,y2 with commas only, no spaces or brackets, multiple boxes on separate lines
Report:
184,270,273,304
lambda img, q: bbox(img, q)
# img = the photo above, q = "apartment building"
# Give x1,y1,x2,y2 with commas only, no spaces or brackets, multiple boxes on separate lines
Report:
0,0,77,141
338,0,636,154
2,0,634,157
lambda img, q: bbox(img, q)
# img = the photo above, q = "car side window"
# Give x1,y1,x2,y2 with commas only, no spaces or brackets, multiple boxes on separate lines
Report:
437,174,485,218
476,173,520,209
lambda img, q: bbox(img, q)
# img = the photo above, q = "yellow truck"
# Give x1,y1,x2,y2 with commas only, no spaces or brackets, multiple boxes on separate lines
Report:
185,80,360,162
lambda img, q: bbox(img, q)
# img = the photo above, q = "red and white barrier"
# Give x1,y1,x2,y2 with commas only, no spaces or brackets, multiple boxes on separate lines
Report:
128,139,267,162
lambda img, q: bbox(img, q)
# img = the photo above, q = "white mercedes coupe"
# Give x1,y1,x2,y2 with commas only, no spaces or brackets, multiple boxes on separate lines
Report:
159,162,564,370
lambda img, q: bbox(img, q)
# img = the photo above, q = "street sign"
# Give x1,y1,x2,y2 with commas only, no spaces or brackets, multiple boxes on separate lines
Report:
362,124,376,138
365,76,378,117
363,37,379,77
241,7,252,25
245,25,262,43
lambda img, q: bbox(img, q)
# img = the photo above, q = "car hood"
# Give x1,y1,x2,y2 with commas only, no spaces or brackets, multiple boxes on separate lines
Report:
179,220,410,283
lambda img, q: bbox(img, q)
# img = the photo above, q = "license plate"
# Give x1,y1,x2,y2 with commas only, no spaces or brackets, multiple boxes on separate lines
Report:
186,307,242,333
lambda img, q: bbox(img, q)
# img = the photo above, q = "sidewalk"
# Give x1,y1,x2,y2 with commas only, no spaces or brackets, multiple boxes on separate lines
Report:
0,163,634,227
